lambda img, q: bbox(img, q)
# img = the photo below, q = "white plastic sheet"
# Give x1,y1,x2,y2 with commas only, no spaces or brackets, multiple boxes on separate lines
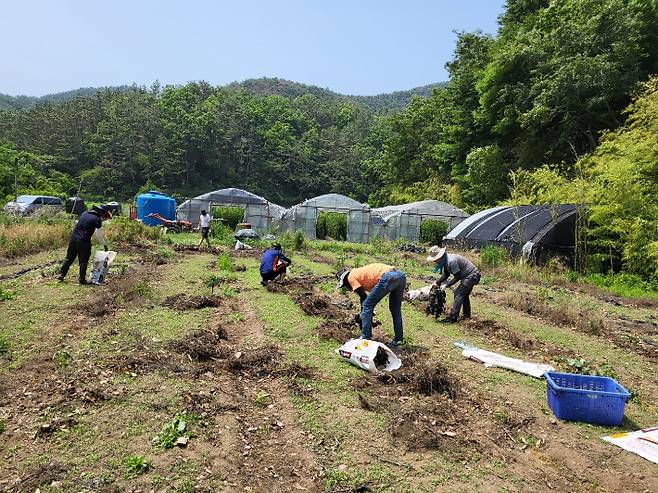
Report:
234,240,253,250
454,341,554,378
602,427,658,464
336,339,401,373
408,285,433,301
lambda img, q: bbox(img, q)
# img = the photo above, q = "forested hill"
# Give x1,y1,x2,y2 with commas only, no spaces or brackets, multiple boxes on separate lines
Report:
0,79,444,112
0,86,132,110
227,78,445,111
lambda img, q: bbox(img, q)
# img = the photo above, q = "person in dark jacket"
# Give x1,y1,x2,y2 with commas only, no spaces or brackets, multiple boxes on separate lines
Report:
259,243,291,285
427,246,481,323
58,205,112,285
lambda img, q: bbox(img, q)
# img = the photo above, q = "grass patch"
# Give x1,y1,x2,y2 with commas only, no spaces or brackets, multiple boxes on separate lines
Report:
216,252,233,271
585,272,658,298
105,217,165,247
500,290,605,335
0,286,16,301
0,335,9,355
324,464,399,492
104,307,212,344
0,221,70,257
124,454,152,478
479,244,509,267
309,240,374,255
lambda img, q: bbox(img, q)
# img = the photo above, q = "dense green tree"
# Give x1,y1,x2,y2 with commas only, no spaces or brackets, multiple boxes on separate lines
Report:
0,144,74,201
0,82,385,205
507,77,658,278
477,0,658,169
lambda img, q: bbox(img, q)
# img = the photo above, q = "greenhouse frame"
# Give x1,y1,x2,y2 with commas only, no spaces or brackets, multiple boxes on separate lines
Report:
276,193,371,242
443,204,578,262
370,200,470,242
177,188,286,231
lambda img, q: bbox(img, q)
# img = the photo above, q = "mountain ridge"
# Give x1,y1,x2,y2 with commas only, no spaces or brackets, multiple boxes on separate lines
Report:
0,78,446,111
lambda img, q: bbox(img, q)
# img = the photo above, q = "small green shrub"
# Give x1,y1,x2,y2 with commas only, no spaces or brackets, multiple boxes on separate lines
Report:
131,280,152,297
155,246,173,260
212,206,244,230
217,252,233,271
369,237,391,255
153,413,195,449
480,244,509,267
316,212,347,241
204,274,222,294
353,255,366,268
0,286,15,301
558,358,616,378
254,391,271,407
124,455,152,477
0,419,6,434
294,230,306,250
332,254,347,272
53,350,72,368
275,231,293,251
565,270,579,283
209,222,232,241
420,219,449,246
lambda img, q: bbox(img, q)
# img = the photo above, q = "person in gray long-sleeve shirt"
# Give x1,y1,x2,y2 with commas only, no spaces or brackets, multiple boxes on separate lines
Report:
426,246,481,323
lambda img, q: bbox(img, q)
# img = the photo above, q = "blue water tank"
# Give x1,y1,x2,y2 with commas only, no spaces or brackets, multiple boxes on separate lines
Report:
136,191,176,226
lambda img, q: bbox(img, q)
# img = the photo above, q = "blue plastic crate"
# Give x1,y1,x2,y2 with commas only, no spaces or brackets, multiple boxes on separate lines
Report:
545,372,630,426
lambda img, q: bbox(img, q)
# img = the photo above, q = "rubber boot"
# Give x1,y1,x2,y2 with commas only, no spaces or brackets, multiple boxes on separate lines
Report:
59,260,72,281
79,262,89,285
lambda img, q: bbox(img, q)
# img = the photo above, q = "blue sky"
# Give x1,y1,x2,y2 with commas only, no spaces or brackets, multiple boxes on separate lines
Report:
1,0,505,96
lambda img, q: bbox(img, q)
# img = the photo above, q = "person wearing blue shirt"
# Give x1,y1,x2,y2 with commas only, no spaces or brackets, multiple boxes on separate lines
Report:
259,243,292,286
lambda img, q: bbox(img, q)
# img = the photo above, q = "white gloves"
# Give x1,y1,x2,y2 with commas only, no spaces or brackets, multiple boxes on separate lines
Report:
439,283,448,291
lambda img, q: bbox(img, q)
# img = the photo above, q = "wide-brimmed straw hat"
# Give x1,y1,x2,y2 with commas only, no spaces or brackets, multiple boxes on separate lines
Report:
426,245,446,262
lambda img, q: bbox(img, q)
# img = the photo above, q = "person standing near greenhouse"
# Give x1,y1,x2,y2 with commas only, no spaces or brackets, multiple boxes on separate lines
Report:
197,209,212,249
336,263,406,346
426,246,480,323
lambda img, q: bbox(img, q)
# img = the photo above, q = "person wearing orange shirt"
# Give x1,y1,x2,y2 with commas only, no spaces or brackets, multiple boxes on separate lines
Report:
336,263,406,346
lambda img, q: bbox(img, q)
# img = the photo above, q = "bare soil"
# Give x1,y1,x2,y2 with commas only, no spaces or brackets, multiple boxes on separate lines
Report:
173,244,224,255
460,317,580,362
163,293,223,310
2,249,657,493
1,292,321,492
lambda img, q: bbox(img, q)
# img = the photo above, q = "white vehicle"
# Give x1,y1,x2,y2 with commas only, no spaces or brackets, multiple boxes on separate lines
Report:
3,195,64,215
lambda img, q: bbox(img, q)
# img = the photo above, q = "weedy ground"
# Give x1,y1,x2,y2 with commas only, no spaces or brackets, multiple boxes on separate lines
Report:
0,235,657,492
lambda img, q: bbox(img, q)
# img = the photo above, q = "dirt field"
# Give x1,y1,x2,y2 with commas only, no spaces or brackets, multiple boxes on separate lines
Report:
1,240,657,492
